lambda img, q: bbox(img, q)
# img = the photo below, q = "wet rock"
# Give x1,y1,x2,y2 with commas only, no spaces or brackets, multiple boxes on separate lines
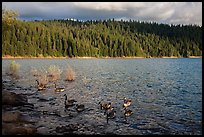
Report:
104,131,117,135
56,123,83,134
55,123,100,135
49,102,56,105
38,96,57,102
18,106,35,111
42,110,61,117
2,91,34,107
2,123,37,135
2,111,35,124
37,127,50,135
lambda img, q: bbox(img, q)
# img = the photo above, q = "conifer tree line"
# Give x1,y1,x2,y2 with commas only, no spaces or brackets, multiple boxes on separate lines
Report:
2,18,202,58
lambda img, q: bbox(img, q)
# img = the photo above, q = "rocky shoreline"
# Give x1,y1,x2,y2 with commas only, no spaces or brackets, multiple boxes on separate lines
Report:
2,79,116,135
2,87,38,135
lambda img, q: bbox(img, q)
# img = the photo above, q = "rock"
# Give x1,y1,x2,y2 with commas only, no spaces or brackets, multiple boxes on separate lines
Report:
37,127,49,135
57,123,100,135
2,123,37,135
2,91,34,107
56,124,79,134
2,111,35,124
38,96,56,102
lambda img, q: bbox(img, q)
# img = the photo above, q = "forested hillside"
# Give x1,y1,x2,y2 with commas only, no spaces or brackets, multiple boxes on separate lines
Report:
2,19,202,57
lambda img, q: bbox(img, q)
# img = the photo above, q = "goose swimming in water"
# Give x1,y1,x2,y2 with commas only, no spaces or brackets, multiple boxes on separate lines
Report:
123,97,132,109
99,102,112,110
106,107,116,124
36,80,46,91
124,109,133,121
54,83,65,92
64,94,77,108
76,104,85,112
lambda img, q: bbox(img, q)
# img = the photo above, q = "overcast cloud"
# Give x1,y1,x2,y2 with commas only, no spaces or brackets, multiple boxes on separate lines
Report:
2,2,202,26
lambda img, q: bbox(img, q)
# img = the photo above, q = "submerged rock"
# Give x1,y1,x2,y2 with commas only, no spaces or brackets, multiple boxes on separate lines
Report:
2,91,34,107
2,123,37,135
2,111,35,124
55,123,100,135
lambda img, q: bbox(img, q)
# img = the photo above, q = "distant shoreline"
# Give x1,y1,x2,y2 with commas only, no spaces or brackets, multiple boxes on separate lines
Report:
2,55,202,59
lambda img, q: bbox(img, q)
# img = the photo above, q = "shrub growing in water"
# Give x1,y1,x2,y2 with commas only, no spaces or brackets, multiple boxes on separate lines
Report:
37,73,48,87
47,65,62,81
30,67,48,87
64,66,76,81
30,67,41,77
8,60,20,78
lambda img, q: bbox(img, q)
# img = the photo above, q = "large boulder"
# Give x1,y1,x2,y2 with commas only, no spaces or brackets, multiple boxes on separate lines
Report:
2,111,35,124
2,123,37,135
2,91,34,107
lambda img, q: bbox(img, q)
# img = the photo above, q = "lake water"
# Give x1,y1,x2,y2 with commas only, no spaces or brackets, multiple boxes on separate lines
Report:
2,58,202,135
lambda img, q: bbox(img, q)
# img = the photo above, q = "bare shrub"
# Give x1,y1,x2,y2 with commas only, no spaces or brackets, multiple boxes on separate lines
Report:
30,67,48,87
37,73,48,87
30,67,41,77
47,65,62,81
8,60,20,78
64,66,76,81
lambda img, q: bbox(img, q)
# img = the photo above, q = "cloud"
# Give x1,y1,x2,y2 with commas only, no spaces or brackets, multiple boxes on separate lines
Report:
167,2,202,25
2,2,202,26
73,2,146,11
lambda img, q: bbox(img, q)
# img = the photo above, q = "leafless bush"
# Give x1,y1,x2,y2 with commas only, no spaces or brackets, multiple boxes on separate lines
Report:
7,60,20,78
64,66,76,81
37,73,48,87
47,65,62,81
30,67,41,77
30,67,48,87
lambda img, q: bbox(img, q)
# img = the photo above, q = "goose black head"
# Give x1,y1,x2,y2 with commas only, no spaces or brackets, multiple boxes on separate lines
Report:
64,94,67,100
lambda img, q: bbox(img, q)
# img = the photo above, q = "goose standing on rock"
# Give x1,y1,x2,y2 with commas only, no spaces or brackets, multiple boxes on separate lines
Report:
36,80,46,91
54,83,65,92
64,94,77,109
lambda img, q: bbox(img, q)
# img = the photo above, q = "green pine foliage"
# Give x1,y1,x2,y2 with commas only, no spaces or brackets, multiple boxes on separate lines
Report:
2,19,202,57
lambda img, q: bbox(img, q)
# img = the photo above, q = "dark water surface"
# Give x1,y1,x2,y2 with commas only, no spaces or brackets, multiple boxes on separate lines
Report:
2,58,202,135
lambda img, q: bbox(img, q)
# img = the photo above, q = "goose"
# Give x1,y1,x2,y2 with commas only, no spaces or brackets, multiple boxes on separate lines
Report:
99,102,112,110
106,107,116,124
76,104,85,112
123,97,132,108
54,83,65,92
64,94,77,108
124,109,133,121
36,80,46,91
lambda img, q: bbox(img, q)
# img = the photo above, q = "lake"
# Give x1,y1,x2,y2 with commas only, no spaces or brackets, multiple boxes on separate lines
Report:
2,58,202,135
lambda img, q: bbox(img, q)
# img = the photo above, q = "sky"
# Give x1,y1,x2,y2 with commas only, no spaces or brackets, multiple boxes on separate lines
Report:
2,2,202,26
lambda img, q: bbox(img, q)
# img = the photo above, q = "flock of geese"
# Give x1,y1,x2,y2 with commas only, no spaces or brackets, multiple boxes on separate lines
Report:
36,79,133,123
99,97,133,123
64,94,85,112
36,80,65,92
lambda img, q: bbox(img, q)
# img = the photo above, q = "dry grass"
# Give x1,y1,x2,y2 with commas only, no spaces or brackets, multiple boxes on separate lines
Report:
8,60,20,78
30,67,41,77
30,67,48,87
37,73,48,86
64,66,76,81
47,65,62,81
